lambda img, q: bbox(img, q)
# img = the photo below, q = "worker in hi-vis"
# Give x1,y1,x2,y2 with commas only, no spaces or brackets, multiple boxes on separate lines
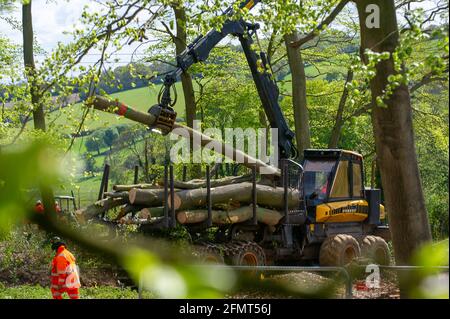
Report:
50,237,81,299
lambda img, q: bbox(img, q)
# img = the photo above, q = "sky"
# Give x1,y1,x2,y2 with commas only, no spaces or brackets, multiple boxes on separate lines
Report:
0,0,149,71
1,0,90,51
0,0,443,70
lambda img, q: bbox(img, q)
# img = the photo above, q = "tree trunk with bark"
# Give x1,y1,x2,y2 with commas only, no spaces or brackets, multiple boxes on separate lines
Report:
159,174,252,189
75,197,128,221
172,4,202,178
328,70,353,148
172,4,196,129
22,1,45,131
176,205,283,225
126,182,299,210
355,0,431,266
284,32,311,158
168,182,300,211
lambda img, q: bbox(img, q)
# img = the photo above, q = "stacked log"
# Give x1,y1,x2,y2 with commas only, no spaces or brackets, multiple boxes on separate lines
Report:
77,175,296,228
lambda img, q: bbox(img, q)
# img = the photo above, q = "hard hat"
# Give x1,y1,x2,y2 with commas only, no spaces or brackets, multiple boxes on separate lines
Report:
50,236,65,250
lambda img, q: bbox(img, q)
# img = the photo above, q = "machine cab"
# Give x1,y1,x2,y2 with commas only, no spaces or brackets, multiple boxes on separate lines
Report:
302,149,366,222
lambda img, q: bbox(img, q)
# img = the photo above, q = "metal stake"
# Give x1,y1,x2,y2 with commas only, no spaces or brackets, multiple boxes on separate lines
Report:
206,165,212,228
163,165,169,228
170,165,176,227
252,166,257,225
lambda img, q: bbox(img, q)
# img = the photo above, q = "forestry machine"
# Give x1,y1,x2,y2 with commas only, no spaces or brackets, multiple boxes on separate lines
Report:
146,0,391,266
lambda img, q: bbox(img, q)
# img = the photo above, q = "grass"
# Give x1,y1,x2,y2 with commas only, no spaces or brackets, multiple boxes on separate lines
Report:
0,284,155,299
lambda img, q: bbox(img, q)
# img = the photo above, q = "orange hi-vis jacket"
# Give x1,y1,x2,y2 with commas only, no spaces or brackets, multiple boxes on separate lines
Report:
51,246,81,293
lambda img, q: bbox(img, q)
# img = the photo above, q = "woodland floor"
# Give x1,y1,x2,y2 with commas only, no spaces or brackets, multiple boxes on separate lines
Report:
0,268,401,299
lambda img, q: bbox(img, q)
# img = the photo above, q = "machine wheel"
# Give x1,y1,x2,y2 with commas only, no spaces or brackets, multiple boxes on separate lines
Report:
319,234,361,266
230,242,266,266
195,246,224,264
360,235,390,265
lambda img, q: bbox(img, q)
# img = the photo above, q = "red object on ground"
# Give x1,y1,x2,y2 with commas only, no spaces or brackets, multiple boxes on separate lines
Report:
55,202,62,214
355,280,369,291
34,202,62,215
34,203,45,214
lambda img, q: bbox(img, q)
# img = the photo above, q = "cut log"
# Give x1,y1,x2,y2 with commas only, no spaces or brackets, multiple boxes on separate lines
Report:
104,191,129,199
76,197,128,220
176,205,283,226
168,182,299,210
90,96,280,176
129,188,166,206
113,184,159,192
146,206,165,218
119,217,163,225
159,174,252,189
114,204,144,221
138,208,152,220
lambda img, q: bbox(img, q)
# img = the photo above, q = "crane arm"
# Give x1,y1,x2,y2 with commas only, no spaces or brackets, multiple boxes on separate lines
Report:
152,0,296,159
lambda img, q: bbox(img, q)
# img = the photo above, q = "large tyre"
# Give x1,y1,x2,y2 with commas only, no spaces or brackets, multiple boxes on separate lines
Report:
231,242,266,266
361,235,390,265
195,246,224,264
319,234,361,266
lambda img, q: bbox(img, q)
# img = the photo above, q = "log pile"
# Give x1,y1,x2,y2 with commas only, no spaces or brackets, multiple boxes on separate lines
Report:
76,174,299,227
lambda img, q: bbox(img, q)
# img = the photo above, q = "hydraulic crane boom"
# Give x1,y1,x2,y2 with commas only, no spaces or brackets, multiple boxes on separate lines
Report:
151,0,296,159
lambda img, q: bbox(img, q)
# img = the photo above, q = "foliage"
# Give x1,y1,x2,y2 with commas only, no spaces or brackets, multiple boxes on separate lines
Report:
103,127,119,151
85,132,105,155
407,239,449,298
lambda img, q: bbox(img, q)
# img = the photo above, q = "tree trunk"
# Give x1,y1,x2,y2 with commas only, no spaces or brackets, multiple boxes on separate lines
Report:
22,1,45,131
75,197,128,221
284,32,311,157
176,205,283,226
172,5,196,129
159,174,252,189
114,204,144,221
328,70,354,148
127,182,299,210
172,5,202,178
113,184,159,191
355,0,431,266
168,182,300,211
129,188,167,206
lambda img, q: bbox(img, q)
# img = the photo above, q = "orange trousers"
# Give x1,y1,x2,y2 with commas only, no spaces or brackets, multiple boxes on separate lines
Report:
51,288,79,299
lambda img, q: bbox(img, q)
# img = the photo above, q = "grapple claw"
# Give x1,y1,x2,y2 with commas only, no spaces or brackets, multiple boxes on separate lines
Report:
148,104,177,135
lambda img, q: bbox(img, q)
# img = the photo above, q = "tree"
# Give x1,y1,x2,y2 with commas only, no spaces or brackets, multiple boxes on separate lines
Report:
85,132,104,156
22,0,45,131
355,0,432,267
83,153,96,175
103,128,119,152
328,69,353,148
172,2,196,129
284,32,311,157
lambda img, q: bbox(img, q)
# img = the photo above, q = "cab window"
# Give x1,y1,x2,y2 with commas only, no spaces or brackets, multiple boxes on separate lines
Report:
330,160,350,198
303,160,335,200
352,162,363,198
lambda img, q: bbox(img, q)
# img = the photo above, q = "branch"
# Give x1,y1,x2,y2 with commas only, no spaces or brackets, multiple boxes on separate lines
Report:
409,66,449,93
290,0,350,48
